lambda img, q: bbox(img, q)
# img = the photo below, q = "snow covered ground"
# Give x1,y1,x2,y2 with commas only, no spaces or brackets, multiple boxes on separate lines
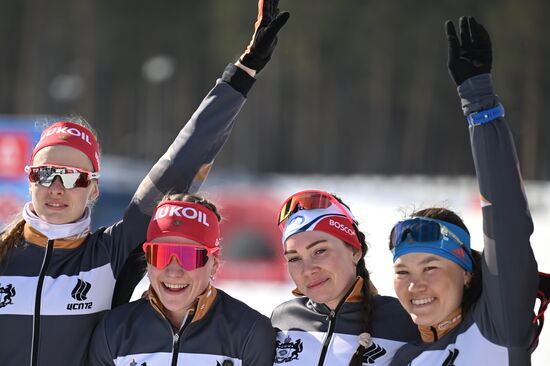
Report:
132,175,550,364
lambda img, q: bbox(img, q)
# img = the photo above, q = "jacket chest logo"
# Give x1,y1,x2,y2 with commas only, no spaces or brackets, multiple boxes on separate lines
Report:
441,349,460,366
129,360,147,366
275,336,303,363
0,283,16,308
66,279,93,310
362,342,387,364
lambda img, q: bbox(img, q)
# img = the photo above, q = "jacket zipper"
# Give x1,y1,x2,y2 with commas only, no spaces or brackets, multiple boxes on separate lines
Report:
170,310,192,366
316,309,336,366
430,326,439,342
30,239,54,366
315,279,358,366
171,332,182,366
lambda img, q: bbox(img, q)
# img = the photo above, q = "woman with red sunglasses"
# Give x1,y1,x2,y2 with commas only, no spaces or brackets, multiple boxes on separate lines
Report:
88,194,276,365
387,17,540,365
271,190,420,366
0,1,289,365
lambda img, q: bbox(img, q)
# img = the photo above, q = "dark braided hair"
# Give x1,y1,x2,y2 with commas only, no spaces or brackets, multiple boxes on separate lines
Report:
348,226,376,366
331,195,376,366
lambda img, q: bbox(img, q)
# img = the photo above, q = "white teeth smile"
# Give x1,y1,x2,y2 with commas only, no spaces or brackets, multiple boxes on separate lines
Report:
164,283,188,289
412,297,435,305
48,203,64,207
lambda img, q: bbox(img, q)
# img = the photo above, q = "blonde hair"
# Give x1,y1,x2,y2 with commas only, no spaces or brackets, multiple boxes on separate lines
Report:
0,215,26,263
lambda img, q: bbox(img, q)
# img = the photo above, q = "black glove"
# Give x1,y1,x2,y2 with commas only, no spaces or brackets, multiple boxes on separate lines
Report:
240,0,290,73
445,16,492,86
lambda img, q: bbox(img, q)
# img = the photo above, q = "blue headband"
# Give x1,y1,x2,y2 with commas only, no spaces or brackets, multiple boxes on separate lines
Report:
391,217,473,273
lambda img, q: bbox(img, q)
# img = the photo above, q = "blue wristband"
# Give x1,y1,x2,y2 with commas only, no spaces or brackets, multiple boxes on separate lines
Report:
467,104,505,126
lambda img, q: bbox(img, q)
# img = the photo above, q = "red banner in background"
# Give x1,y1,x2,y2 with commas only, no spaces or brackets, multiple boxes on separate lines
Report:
0,192,25,222
0,118,41,226
0,132,31,180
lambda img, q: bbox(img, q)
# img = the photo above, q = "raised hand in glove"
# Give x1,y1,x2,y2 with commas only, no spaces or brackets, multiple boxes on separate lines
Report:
445,16,492,86
239,0,290,73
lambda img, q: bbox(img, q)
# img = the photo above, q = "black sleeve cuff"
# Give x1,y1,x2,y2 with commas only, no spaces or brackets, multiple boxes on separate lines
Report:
221,63,256,97
458,73,500,115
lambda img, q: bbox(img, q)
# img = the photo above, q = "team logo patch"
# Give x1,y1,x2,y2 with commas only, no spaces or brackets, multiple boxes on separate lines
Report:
452,248,465,259
442,349,459,366
71,278,91,301
0,283,16,308
274,336,303,363
362,342,387,364
129,360,147,366
289,215,305,225
67,279,93,310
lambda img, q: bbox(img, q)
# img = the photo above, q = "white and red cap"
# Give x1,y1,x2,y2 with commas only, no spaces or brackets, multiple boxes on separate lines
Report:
147,201,221,250
32,121,100,172
281,204,361,250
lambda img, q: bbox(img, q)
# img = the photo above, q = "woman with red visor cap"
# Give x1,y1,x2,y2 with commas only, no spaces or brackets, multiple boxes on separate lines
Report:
88,195,276,366
0,1,289,365
271,190,420,366
387,17,540,366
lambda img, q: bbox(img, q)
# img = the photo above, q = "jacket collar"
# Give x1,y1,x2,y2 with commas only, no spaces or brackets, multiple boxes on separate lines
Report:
292,276,380,315
291,276,378,300
148,284,218,325
418,307,463,342
23,223,87,249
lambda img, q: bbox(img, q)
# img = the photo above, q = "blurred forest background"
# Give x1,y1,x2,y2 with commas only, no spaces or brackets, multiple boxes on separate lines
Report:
1,0,549,178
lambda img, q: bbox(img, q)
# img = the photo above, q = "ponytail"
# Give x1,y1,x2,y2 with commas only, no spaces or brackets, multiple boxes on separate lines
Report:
330,194,376,366
348,227,375,366
0,215,26,263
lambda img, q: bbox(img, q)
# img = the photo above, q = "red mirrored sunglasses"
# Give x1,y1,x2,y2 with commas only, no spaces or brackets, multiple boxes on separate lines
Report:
142,242,219,271
277,189,357,231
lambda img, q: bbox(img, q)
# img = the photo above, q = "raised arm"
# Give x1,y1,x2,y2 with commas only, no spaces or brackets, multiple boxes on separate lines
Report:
109,0,290,306
446,16,538,345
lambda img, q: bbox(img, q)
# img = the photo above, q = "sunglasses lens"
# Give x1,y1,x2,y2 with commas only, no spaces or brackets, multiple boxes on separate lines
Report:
414,221,441,242
144,244,210,271
73,172,90,188
28,166,90,189
391,219,442,247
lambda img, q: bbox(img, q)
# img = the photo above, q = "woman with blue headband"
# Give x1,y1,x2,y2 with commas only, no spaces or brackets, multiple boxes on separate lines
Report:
388,17,539,365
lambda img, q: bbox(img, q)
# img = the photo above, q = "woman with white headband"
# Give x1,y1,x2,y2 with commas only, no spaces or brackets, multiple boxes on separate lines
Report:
0,1,289,364
271,190,420,366
388,17,541,365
